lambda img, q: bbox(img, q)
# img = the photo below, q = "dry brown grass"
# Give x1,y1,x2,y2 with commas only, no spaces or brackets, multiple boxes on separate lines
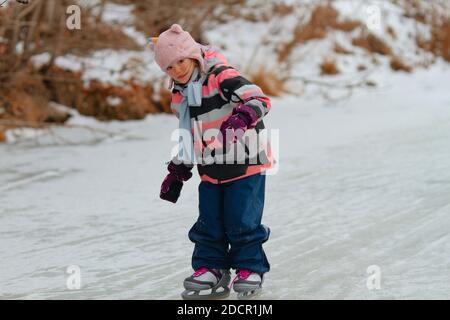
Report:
0,67,71,135
402,0,427,24
390,56,413,72
43,66,163,121
277,40,298,65
416,22,450,62
309,4,338,29
248,66,286,97
82,80,159,120
334,43,353,55
334,20,361,32
1,68,50,123
272,3,294,17
320,59,340,75
352,33,393,55
308,4,361,32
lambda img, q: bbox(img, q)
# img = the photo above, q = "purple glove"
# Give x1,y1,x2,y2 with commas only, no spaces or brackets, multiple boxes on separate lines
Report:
219,113,248,145
160,161,193,203
219,105,259,145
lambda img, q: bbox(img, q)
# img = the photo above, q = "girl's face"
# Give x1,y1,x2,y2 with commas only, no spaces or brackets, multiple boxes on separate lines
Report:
167,58,196,84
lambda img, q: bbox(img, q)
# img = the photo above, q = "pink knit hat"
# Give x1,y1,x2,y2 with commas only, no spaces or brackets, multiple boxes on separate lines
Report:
150,24,205,74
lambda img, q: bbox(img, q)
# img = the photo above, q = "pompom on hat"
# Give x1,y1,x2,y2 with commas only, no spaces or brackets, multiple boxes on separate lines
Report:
149,24,205,74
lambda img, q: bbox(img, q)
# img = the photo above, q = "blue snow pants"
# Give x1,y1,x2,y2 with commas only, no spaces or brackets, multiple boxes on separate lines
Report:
188,173,270,274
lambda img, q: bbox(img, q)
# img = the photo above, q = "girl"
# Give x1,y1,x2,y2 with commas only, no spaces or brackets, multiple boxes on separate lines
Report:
150,24,273,299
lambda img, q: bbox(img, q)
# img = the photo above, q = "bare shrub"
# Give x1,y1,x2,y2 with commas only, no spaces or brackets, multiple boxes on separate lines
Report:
43,66,163,121
248,66,286,97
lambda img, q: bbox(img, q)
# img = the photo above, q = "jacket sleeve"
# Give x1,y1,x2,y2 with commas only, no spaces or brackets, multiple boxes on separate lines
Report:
214,65,271,127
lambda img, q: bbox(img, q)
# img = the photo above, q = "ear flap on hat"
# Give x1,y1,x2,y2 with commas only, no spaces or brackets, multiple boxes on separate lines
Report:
170,24,184,34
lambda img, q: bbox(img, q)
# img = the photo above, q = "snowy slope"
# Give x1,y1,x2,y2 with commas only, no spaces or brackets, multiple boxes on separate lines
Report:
29,0,445,96
1,60,449,299
205,0,442,89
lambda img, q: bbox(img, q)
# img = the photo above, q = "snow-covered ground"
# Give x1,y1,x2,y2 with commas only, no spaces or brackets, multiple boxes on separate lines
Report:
1,59,449,299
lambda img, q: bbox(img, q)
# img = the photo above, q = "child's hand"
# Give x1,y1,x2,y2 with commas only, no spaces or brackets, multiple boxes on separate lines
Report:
219,105,260,146
159,161,193,203
160,173,184,203
219,114,249,145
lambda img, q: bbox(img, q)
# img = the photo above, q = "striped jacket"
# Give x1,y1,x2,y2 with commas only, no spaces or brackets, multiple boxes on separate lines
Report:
170,45,273,184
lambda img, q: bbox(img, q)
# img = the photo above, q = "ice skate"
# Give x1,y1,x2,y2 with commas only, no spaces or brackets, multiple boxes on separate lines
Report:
232,269,264,300
181,267,231,300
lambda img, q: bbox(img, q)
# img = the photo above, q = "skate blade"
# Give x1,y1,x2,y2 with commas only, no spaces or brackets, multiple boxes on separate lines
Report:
236,288,262,300
181,288,230,300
